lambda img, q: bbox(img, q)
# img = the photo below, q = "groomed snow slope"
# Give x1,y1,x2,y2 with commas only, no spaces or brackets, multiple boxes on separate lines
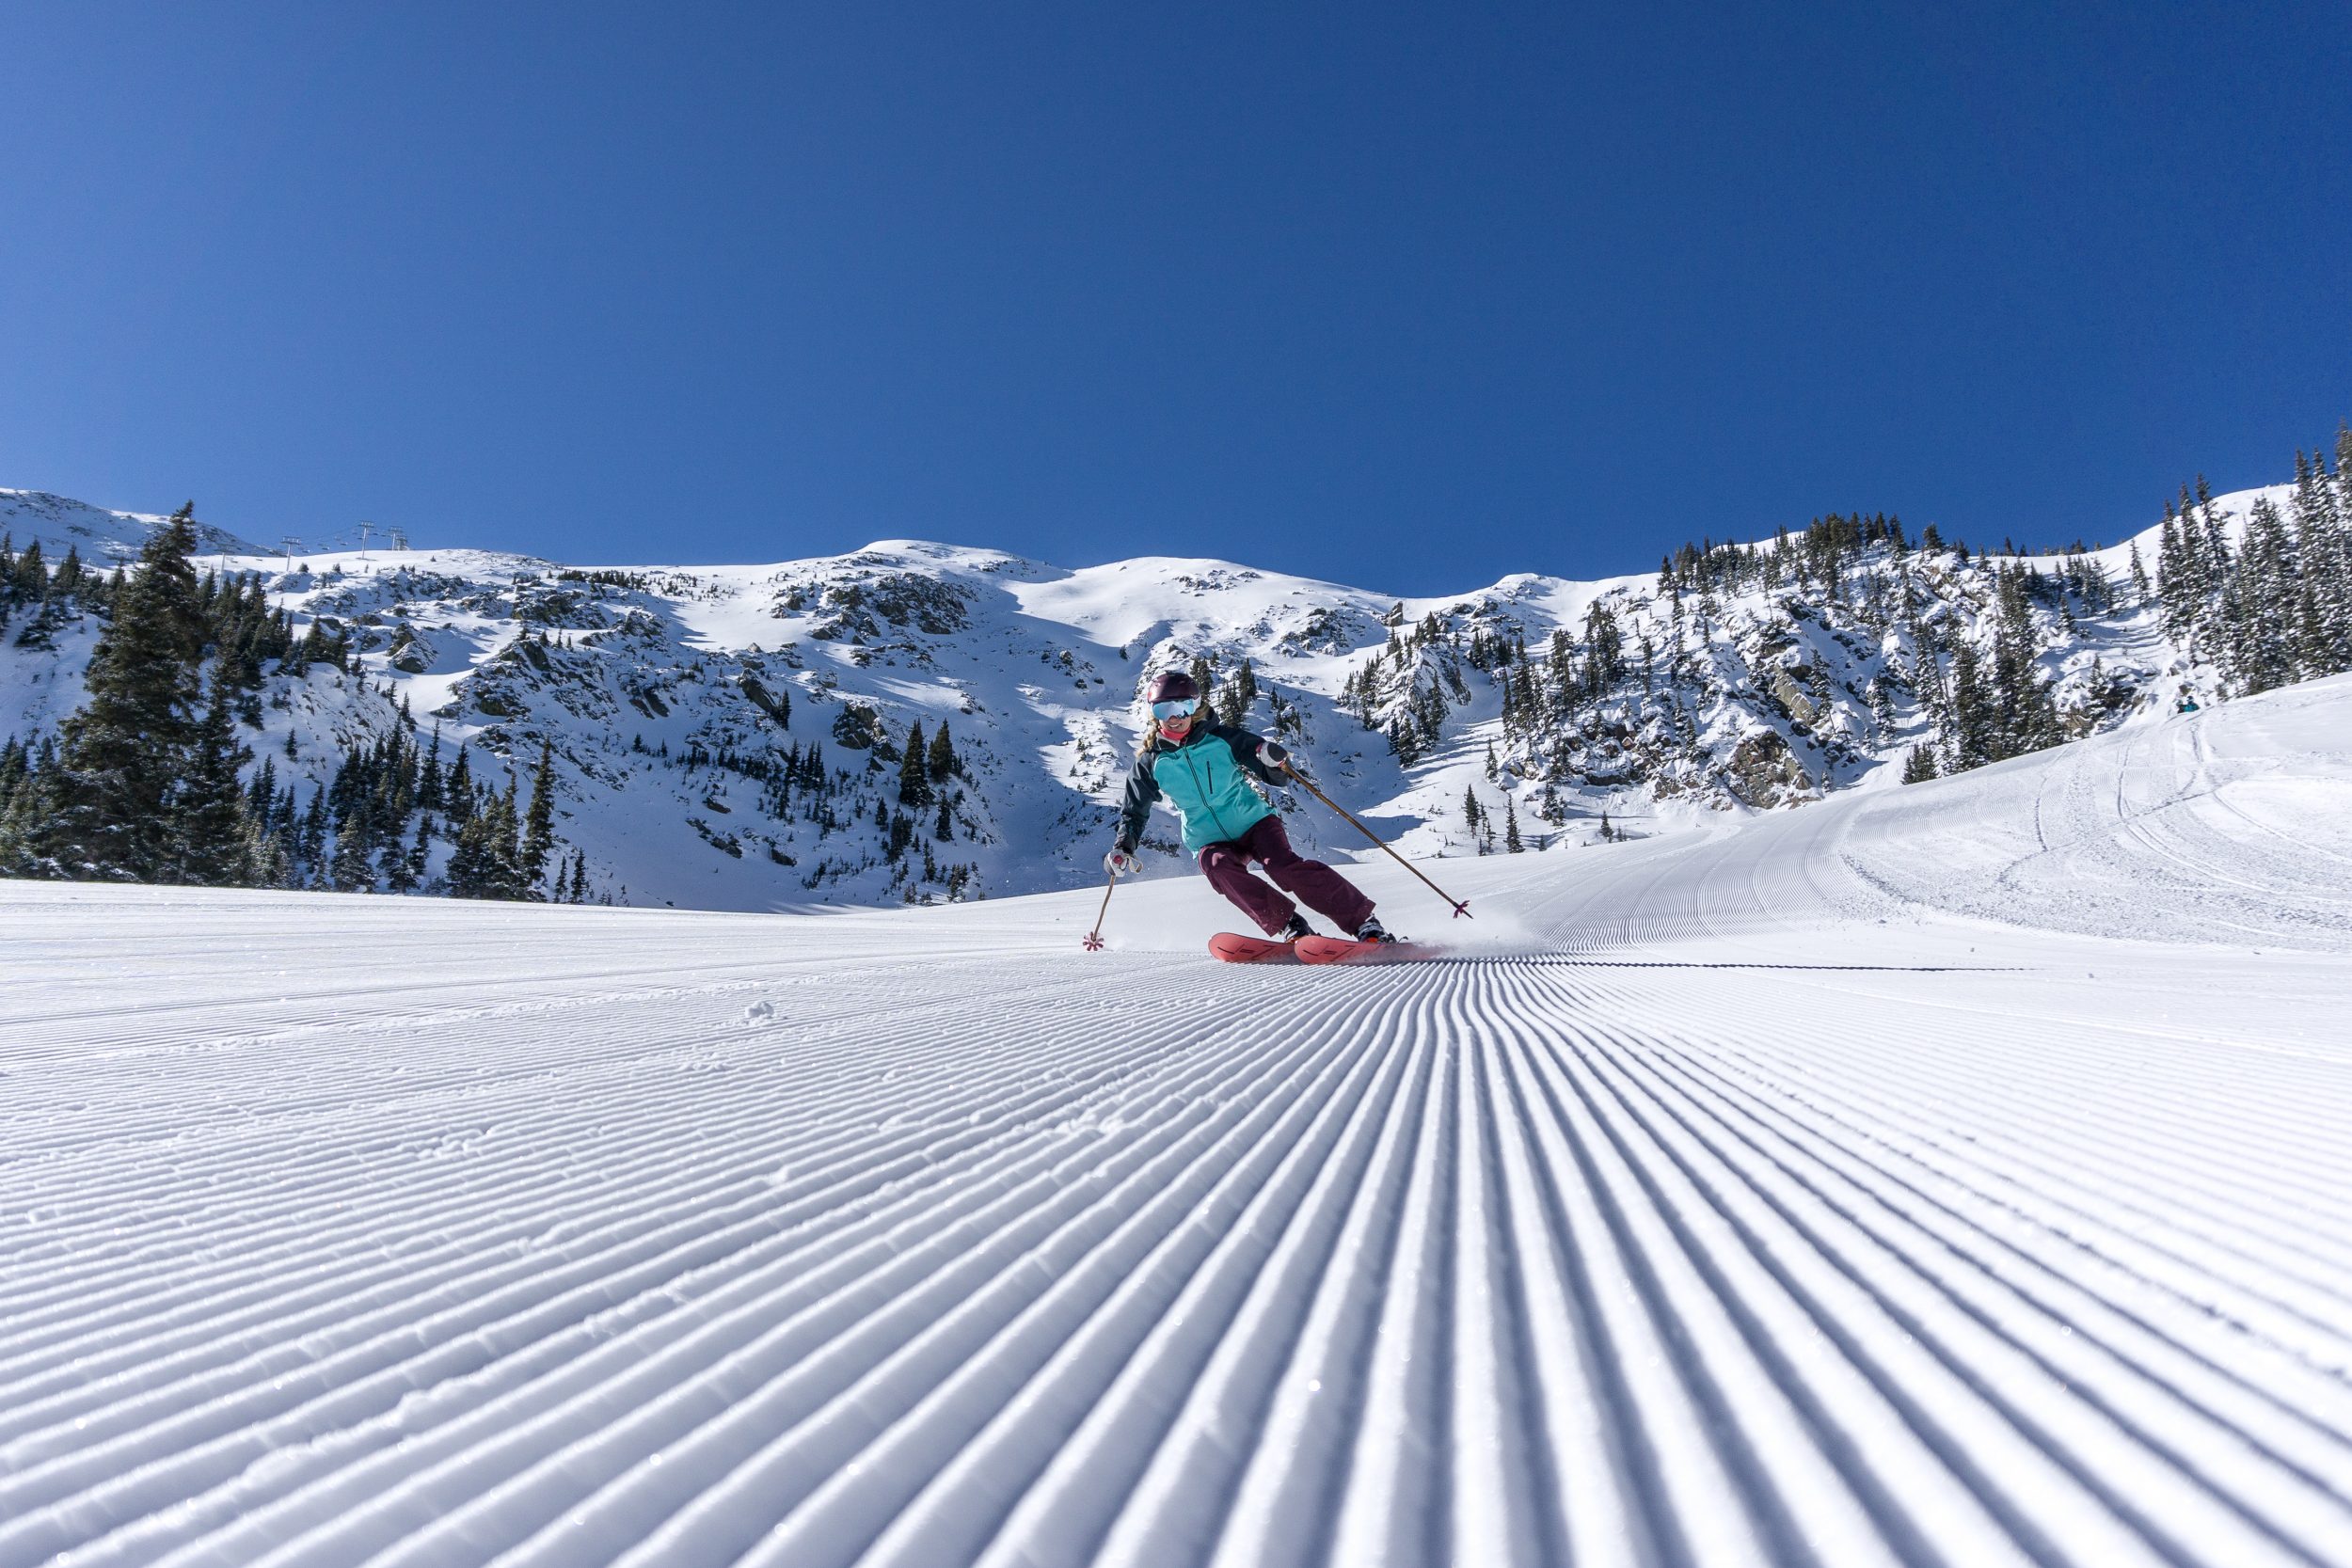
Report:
4,678,2350,1568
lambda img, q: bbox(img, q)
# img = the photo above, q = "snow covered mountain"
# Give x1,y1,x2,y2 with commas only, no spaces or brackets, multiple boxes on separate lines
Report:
5,672,2347,1566
1,467,2341,911
0,487,262,563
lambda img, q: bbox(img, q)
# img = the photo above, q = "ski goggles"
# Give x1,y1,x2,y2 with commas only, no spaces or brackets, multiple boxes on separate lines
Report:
1151,699,1200,721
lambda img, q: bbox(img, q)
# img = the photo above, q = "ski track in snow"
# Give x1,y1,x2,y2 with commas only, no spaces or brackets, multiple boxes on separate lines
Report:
5,681,2352,1566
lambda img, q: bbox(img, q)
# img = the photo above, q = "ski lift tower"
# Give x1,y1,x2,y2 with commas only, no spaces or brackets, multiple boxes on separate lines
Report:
357,521,374,567
388,528,409,551
276,537,302,612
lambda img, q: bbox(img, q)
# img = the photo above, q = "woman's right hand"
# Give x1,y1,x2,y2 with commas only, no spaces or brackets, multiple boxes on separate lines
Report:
1104,847,1140,878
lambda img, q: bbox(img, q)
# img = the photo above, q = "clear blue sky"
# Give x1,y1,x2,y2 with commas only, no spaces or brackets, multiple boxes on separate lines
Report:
2,2,2345,591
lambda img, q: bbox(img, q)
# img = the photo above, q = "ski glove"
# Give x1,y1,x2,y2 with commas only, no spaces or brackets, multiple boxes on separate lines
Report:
1257,740,1290,769
1104,847,1140,878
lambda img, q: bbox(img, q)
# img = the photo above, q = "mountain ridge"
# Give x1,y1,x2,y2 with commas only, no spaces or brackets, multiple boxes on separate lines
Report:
4,456,2346,911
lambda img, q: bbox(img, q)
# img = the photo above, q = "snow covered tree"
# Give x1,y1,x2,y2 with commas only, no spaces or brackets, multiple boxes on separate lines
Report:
1582,601,1625,696
2230,496,2299,693
2290,448,2351,675
2156,500,2197,641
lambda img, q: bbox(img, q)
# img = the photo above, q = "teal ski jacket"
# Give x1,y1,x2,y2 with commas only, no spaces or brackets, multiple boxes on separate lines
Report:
1116,722,1279,855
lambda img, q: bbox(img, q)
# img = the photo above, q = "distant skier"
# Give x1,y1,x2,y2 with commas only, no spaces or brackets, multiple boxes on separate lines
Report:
2175,684,2201,715
1104,671,1394,944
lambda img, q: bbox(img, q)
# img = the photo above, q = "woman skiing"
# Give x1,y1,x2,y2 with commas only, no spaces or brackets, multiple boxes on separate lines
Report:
1104,670,1394,944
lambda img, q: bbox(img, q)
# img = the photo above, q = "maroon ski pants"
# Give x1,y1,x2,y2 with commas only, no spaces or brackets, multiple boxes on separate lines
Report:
1199,816,1375,937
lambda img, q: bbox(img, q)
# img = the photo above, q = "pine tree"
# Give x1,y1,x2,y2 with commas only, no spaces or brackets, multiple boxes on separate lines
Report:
2155,506,2185,635
241,813,289,890
1947,641,1995,770
173,658,253,886
1901,744,1939,784
418,727,445,812
388,813,429,894
1386,716,1419,767
1984,571,2062,759
446,746,475,824
2290,446,2352,674
35,504,208,879
445,815,493,898
0,740,38,876
2197,477,2232,589
493,781,524,898
12,546,73,651
898,721,930,806
927,721,958,782
1503,795,1523,852
1220,659,1258,725
294,789,328,879
2232,496,2298,692
520,740,558,895
1583,601,1625,694
330,806,377,892
0,736,26,820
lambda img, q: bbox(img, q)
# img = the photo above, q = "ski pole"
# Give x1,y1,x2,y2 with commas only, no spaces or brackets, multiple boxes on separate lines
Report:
1082,870,1117,950
1281,761,1471,920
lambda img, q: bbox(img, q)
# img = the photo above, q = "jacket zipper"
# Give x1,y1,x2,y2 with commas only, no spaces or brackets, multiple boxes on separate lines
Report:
1175,740,1241,846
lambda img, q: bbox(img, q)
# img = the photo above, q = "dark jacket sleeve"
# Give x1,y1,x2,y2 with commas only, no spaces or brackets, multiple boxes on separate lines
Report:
1116,752,1160,850
1217,725,1282,786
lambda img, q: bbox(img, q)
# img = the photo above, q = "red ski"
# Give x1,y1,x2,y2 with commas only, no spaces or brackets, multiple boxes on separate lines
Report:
1208,932,1301,964
1295,934,1427,965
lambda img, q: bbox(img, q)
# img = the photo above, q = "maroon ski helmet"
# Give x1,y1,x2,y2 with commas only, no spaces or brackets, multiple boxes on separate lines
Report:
1145,670,1200,707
